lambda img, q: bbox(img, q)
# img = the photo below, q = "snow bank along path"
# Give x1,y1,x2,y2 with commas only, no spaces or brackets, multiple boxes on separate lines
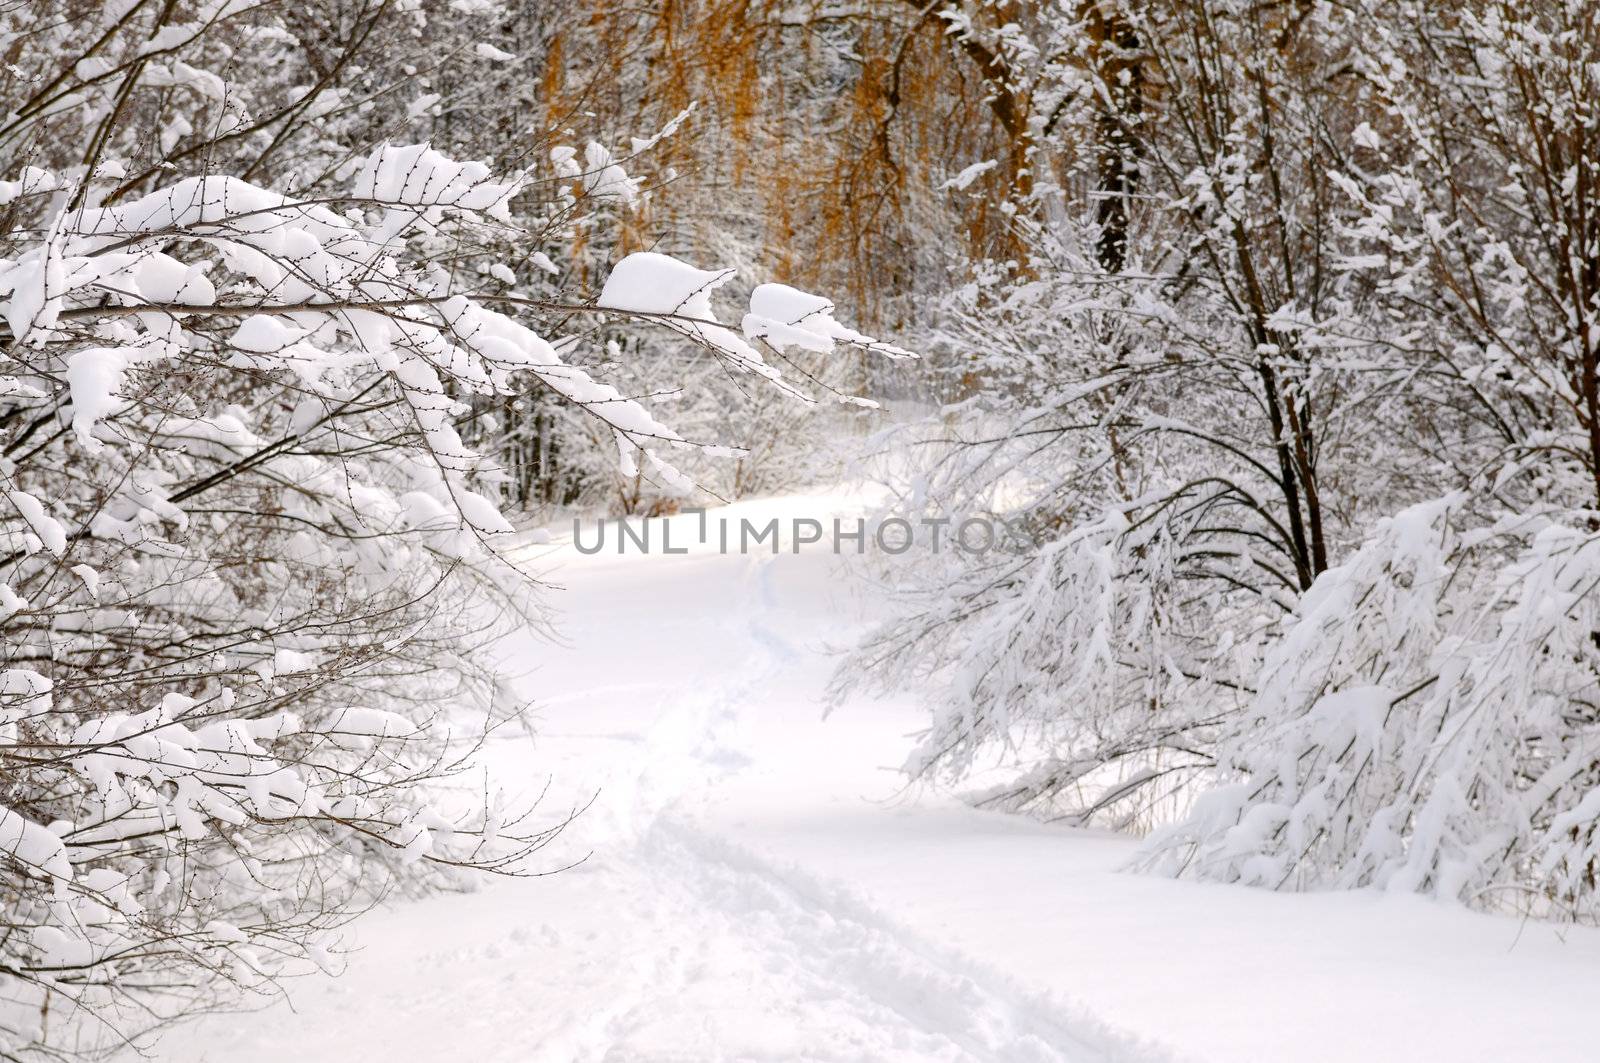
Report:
160,490,1600,1063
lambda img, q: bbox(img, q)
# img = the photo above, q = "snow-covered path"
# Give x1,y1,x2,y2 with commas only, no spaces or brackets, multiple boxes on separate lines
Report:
161,491,1600,1063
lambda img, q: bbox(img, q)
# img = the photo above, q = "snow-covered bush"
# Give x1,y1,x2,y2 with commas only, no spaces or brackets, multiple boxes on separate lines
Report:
1138,498,1462,890
834,259,1262,825
1143,500,1600,919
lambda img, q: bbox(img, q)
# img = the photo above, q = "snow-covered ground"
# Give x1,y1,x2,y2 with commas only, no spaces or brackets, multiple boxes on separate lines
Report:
160,490,1600,1062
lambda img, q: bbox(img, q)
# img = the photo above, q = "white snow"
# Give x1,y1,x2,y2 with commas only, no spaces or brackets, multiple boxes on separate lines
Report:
0,804,71,883
595,251,798,401
597,251,733,319
6,490,67,556
230,314,307,352
743,283,915,359
942,160,998,191
64,346,128,447
475,43,517,63
325,707,416,739
351,142,525,228
153,488,1600,1063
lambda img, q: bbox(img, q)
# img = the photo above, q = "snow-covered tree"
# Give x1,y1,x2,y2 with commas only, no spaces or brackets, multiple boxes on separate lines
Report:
1140,0,1600,915
838,0,1410,823
841,0,1600,924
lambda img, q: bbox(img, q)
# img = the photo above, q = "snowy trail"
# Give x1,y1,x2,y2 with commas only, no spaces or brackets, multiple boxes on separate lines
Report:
162,494,1115,1063
159,490,1600,1063
539,652,1109,1063
496,535,1112,1063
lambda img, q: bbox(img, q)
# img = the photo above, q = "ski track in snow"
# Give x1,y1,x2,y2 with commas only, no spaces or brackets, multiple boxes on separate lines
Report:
518,556,1115,1063
541,661,1113,1063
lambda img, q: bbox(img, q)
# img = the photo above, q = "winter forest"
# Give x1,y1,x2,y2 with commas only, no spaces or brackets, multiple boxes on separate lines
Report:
2,0,1598,1058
